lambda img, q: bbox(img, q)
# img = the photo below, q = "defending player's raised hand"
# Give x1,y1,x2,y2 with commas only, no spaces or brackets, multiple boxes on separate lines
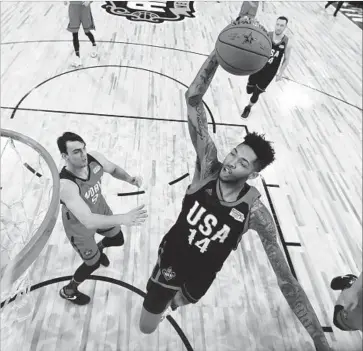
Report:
121,205,148,226
130,176,143,188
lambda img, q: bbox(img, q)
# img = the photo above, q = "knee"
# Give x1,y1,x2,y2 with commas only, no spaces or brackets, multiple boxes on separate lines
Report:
250,91,260,103
246,85,254,94
84,250,103,268
139,321,157,335
85,257,101,269
74,257,101,282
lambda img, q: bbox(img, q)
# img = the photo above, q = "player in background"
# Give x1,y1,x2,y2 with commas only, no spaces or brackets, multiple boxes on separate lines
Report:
325,2,345,17
241,16,292,118
65,1,97,67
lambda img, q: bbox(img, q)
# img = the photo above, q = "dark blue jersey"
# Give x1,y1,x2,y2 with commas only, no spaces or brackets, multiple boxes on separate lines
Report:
163,165,260,275
264,32,289,71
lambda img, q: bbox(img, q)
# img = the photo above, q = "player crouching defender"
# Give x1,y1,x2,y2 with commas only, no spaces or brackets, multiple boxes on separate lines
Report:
57,132,147,305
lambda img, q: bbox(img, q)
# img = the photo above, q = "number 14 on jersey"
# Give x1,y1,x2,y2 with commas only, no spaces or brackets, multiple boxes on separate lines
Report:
188,226,230,253
188,229,210,253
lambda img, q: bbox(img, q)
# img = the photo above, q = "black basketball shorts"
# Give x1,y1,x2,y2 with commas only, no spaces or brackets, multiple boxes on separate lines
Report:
247,67,278,93
143,238,216,314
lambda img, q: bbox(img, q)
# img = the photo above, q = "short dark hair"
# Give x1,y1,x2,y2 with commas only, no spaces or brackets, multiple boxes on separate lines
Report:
277,16,288,25
57,132,85,154
242,132,275,172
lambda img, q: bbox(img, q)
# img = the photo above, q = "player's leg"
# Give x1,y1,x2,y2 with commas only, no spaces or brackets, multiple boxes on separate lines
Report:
60,227,102,305
67,3,82,67
237,1,259,20
178,272,216,308
154,273,216,321
72,33,80,59
96,227,124,267
81,4,97,57
246,73,257,95
85,31,97,58
242,71,262,118
140,237,184,333
333,1,344,16
241,71,274,118
139,280,178,334
241,86,263,118
96,202,125,264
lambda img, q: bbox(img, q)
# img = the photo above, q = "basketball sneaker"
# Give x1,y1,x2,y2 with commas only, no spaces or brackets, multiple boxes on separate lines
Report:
59,287,90,305
90,45,98,58
71,56,82,68
241,105,251,118
330,274,358,291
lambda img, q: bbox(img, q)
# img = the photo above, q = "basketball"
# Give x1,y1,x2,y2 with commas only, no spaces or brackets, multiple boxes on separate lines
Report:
215,21,272,76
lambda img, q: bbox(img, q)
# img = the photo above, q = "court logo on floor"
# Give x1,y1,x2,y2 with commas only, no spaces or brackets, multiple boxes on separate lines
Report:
101,1,195,24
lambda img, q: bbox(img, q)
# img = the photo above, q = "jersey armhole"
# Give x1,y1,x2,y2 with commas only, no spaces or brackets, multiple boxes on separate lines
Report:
87,153,103,168
186,164,221,195
60,177,81,205
233,192,261,250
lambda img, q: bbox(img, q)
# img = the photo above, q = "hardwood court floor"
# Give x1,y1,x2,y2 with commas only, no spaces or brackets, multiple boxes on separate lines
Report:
1,2,362,351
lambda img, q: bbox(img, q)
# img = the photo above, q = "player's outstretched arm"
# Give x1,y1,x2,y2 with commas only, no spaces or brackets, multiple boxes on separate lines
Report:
276,41,292,81
248,199,332,351
60,180,147,230
185,51,220,180
237,1,259,20
89,151,142,187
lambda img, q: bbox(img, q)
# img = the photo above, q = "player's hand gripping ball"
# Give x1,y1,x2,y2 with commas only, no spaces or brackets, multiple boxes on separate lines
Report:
215,17,272,76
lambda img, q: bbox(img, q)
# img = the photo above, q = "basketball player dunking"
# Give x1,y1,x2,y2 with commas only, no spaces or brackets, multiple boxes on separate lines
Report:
241,16,292,118
139,49,331,350
57,132,147,305
65,1,97,67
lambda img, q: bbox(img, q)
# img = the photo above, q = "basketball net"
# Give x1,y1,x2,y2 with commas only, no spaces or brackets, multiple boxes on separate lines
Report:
0,130,60,350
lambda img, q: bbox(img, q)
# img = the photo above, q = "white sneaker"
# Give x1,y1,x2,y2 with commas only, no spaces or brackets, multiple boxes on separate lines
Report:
90,46,98,58
71,56,82,68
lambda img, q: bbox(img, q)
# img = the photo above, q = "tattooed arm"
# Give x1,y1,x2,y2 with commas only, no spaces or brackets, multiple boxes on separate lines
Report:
248,199,332,351
237,1,259,20
185,50,220,181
